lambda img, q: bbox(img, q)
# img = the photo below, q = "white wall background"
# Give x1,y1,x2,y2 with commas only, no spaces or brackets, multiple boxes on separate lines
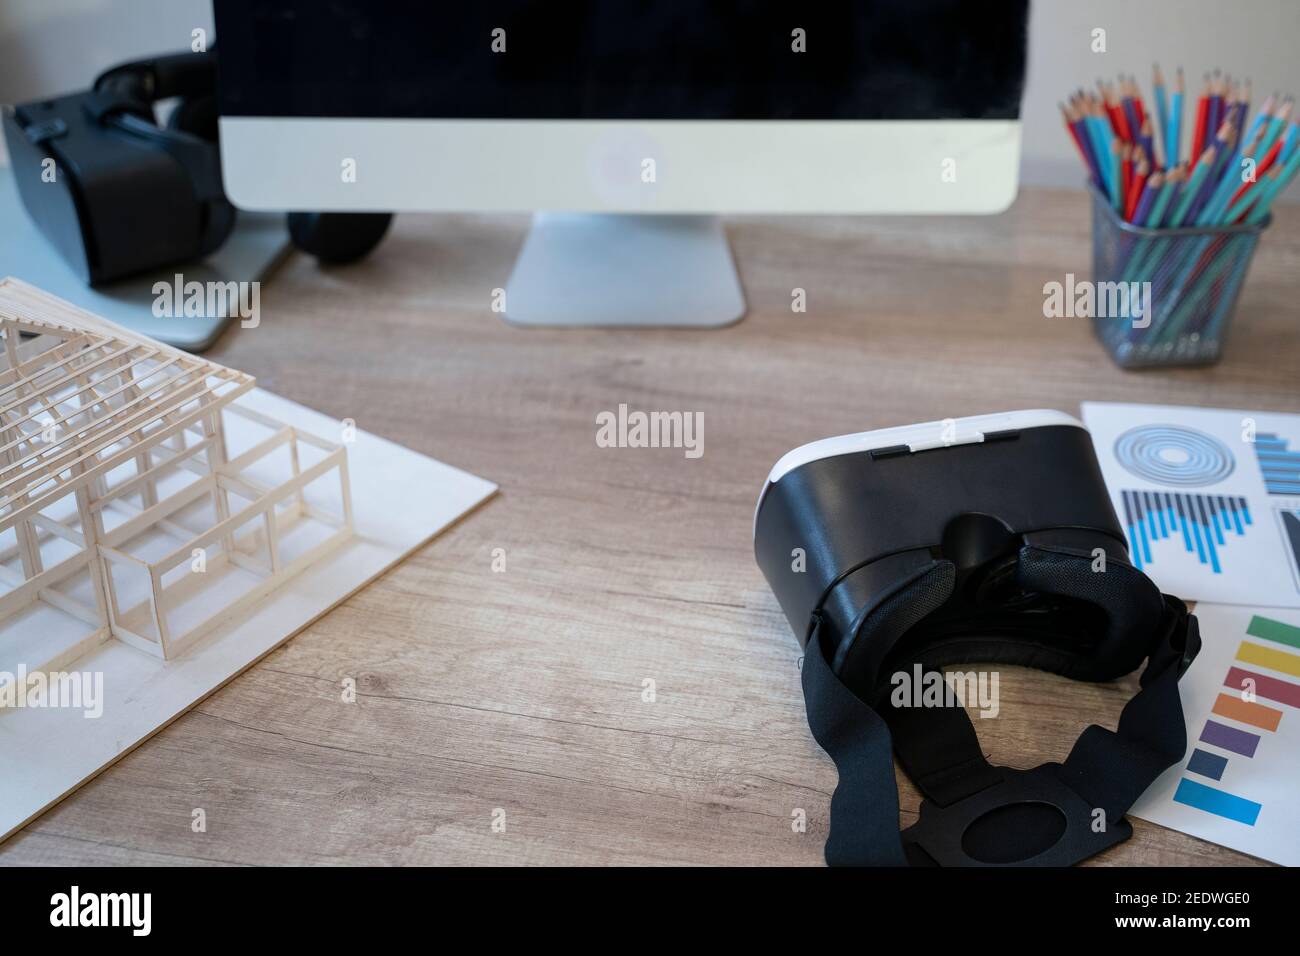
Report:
2,0,1298,202
0,0,215,104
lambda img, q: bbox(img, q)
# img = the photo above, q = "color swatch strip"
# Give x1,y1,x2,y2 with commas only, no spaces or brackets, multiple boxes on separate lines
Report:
1211,692,1282,731
1237,641,1300,678
1246,614,1300,650
1173,778,1262,826
1186,748,1228,781
1224,665,1300,708
1199,718,1259,756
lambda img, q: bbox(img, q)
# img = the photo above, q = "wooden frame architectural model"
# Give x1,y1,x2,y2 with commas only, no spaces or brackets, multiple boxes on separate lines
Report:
0,284,353,673
0,278,496,843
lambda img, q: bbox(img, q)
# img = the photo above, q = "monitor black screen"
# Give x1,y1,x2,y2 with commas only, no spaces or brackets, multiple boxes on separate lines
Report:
215,0,1028,121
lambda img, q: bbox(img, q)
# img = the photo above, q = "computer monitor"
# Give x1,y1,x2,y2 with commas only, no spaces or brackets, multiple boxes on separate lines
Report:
215,1,1028,327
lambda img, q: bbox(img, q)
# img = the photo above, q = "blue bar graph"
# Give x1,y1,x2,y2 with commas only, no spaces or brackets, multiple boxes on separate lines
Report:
1121,489,1251,573
1254,433,1300,496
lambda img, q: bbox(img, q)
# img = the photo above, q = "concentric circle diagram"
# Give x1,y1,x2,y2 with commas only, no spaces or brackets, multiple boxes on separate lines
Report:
1114,425,1236,487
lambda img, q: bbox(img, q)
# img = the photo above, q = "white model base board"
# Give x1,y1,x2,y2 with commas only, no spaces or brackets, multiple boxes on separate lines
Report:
0,387,496,842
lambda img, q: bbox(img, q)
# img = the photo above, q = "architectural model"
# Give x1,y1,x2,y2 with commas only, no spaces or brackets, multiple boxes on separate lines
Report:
0,277,497,845
0,284,353,673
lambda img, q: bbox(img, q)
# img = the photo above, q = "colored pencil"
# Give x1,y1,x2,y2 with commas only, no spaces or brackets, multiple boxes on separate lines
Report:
1184,122,1235,223
1121,142,1134,203
1085,95,1118,201
1161,147,1214,229
1061,101,1102,187
1138,115,1156,168
1154,64,1169,167
1169,67,1184,166
1126,151,1150,220
1109,139,1124,212
1147,166,1181,227
1121,76,1142,143
1130,75,1147,128
1280,121,1299,163
1191,76,1210,158
1132,169,1163,224
1207,71,1225,144
1103,80,1133,141
1244,92,1277,148
1260,97,1293,156
1231,80,1252,148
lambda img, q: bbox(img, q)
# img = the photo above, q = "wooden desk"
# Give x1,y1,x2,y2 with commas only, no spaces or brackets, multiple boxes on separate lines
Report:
4,188,1295,866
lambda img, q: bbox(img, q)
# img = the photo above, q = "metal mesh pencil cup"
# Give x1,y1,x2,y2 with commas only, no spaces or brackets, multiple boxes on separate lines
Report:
1089,185,1269,368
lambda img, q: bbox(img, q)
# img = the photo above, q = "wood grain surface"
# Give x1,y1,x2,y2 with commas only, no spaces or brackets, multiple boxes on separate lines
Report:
3,188,1296,866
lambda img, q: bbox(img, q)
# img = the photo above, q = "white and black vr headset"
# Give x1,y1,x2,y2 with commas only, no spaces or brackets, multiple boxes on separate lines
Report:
754,410,1201,867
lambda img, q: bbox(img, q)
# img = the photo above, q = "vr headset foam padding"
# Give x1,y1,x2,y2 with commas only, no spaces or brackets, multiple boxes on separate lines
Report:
754,410,1200,866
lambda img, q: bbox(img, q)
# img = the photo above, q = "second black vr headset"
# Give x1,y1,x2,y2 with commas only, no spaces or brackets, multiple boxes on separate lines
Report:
754,410,1201,866
3,49,392,286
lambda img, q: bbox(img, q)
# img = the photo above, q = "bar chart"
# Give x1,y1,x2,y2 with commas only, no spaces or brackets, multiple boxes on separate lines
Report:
1172,614,1300,828
1254,432,1300,497
1120,488,1251,574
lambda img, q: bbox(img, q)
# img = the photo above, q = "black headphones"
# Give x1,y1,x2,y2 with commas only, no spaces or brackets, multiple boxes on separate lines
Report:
3,50,391,286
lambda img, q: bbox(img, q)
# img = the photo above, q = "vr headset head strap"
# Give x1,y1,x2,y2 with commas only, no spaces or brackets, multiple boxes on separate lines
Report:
800,595,1199,866
93,51,218,106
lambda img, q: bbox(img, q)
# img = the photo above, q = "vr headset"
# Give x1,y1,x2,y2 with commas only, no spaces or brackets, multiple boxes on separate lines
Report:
754,410,1200,866
3,50,390,286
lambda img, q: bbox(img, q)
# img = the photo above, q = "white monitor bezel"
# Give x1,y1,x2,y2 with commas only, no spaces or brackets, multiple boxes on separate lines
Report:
219,118,1021,214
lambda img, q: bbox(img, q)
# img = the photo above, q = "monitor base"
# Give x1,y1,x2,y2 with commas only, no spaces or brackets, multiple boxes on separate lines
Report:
503,214,746,328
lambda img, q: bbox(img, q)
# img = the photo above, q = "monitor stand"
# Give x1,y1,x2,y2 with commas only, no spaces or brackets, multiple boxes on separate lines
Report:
503,213,746,328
